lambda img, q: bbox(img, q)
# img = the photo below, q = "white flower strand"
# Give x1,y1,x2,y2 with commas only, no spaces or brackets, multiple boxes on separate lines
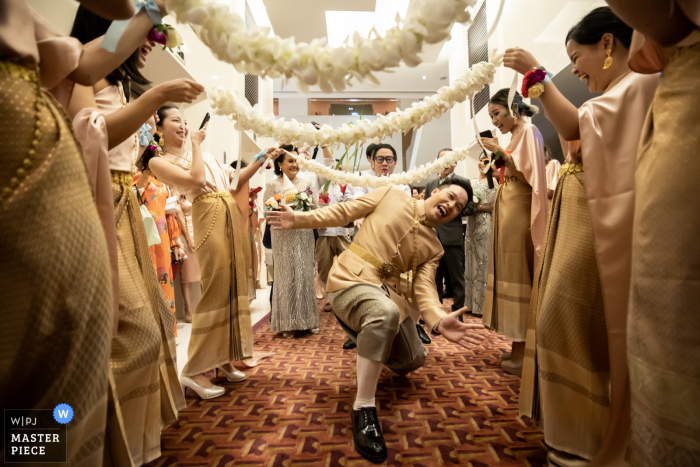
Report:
166,0,477,92
281,144,471,190
208,59,500,147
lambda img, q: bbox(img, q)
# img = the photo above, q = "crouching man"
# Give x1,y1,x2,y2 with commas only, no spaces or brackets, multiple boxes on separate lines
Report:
267,178,484,464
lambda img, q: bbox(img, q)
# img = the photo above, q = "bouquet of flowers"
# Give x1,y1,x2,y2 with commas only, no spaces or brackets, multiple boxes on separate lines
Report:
290,187,313,211
264,193,282,214
472,184,485,204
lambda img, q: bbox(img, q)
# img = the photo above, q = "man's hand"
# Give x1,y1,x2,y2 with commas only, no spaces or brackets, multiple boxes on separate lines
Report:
437,308,486,348
354,217,364,229
267,204,296,230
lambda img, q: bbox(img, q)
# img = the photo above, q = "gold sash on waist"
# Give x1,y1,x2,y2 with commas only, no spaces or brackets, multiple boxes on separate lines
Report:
111,170,134,187
560,163,584,176
194,190,232,204
349,243,401,279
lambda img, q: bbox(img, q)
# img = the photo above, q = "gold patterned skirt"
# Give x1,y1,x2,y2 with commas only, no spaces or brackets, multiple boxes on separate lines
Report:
482,177,534,341
519,165,609,459
0,62,113,466
627,43,700,466
110,172,185,466
181,192,253,378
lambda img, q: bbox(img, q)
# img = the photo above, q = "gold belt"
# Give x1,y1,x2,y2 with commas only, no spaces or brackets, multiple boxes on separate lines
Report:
194,191,231,204
110,170,133,187
560,163,584,176
0,61,38,84
349,243,401,279
503,175,520,183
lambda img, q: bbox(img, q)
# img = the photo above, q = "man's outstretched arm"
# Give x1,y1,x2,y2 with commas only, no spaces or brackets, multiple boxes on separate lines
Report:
268,185,392,231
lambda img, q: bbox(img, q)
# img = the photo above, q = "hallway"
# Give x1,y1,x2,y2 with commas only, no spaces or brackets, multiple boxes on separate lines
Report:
147,299,547,467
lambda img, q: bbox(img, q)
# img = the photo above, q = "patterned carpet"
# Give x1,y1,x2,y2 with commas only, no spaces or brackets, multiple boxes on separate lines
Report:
146,299,548,467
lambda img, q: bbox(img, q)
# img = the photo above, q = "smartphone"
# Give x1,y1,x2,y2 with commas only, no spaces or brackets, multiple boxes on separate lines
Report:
199,112,210,130
479,130,493,139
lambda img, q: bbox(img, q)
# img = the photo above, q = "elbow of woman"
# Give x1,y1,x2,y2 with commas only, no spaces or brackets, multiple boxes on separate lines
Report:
194,175,207,190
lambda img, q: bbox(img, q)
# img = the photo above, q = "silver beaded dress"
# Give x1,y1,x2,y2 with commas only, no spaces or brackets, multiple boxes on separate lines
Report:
264,176,320,332
464,179,498,315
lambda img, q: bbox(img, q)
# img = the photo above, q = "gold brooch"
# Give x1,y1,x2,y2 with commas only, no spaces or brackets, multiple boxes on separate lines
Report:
377,262,398,279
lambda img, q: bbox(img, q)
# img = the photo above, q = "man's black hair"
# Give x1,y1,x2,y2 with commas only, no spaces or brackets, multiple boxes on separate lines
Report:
372,143,397,160
231,160,248,170
365,143,378,160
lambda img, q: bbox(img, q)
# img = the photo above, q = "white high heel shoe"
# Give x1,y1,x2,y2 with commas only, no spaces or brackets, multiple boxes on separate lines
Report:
219,366,247,383
179,376,225,399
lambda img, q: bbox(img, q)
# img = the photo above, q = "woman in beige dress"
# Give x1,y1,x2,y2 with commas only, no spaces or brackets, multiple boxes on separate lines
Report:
148,106,279,399
480,89,548,377
68,8,203,465
604,1,700,464
503,6,659,465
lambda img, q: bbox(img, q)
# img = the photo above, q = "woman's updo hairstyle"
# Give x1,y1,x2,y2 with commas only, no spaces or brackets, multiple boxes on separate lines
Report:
565,6,633,49
490,88,540,118
274,144,298,176
156,105,178,130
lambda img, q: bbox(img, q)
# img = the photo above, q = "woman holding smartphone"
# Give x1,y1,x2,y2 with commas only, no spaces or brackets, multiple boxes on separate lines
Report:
147,105,281,399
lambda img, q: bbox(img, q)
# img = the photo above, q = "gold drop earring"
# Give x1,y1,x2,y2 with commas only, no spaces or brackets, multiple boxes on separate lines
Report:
603,49,613,69
157,132,165,147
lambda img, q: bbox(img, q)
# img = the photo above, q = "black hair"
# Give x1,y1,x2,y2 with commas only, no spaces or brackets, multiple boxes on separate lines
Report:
437,148,452,157
134,133,161,173
372,143,397,160
70,5,150,98
565,6,632,49
230,160,248,170
490,88,539,118
365,143,378,160
156,105,178,127
274,144,298,176
438,177,473,214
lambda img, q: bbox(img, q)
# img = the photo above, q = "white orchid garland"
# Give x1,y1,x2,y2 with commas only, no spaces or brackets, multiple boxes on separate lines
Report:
166,0,477,92
208,59,499,147
281,144,470,189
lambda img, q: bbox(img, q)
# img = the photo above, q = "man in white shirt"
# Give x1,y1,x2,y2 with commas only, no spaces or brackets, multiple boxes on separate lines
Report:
316,161,355,313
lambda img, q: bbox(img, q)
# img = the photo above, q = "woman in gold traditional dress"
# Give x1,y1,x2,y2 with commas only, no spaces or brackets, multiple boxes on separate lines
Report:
147,106,279,399
0,1,145,465
603,1,700,464
503,7,659,465
67,8,204,465
480,90,548,377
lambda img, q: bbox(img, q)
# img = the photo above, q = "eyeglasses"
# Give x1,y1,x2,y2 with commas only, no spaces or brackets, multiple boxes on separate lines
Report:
375,156,396,164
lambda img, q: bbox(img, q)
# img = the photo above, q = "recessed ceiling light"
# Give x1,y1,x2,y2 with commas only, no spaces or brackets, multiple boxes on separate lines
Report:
422,76,427,79
348,107,353,110
212,76,219,80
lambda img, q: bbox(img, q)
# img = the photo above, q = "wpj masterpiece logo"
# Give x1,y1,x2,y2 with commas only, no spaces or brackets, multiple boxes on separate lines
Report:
4,404,72,463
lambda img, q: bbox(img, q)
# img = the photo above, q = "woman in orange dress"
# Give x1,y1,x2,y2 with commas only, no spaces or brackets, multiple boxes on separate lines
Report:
135,164,183,334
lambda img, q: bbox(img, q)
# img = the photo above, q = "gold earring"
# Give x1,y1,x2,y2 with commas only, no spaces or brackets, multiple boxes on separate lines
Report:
157,132,165,147
603,49,613,69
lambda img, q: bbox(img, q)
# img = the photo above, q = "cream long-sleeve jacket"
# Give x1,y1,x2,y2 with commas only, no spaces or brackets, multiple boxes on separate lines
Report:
294,185,447,330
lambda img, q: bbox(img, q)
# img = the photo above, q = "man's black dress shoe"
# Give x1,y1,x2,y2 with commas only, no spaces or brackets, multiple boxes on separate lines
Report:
342,339,357,350
416,324,431,344
351,407,387,464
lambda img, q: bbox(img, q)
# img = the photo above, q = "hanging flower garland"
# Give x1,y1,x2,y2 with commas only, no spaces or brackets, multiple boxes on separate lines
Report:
166,0,477,92
208,59,499,147
282,144,471,189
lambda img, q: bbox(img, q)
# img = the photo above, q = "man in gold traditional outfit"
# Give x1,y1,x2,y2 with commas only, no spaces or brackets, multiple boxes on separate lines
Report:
268,178,484,464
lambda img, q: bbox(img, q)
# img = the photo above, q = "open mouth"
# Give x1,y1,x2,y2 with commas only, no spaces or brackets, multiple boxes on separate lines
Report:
140,44,152,60
437,205,446,217
579,73,589,86
497,124,504,132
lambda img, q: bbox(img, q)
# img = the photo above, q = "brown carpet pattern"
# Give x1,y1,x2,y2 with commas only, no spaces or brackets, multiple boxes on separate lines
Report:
146,299,548,466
